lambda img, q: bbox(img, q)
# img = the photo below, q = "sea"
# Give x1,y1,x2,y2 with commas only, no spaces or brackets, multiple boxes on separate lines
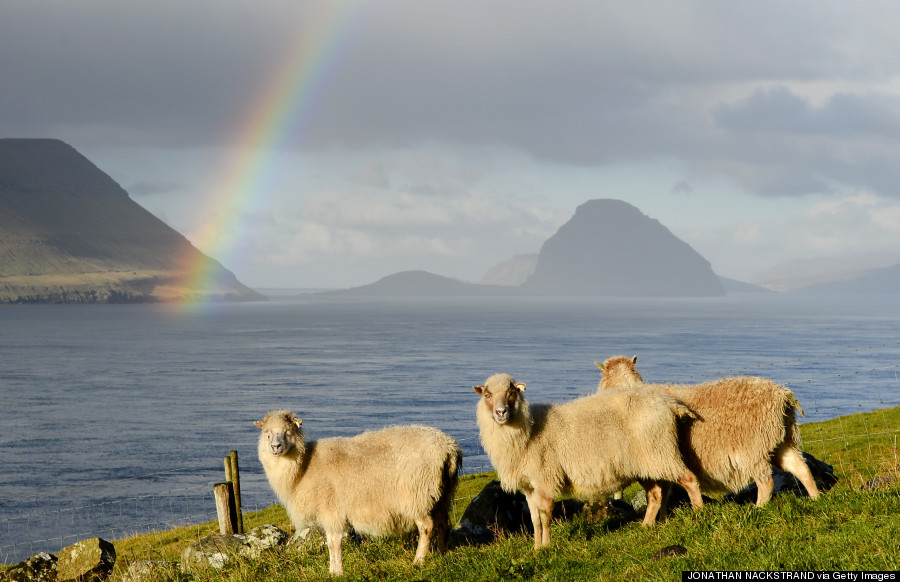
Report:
2,293,899,563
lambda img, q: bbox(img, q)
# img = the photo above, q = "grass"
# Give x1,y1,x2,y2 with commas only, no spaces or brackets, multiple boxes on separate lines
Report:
18,408,900,580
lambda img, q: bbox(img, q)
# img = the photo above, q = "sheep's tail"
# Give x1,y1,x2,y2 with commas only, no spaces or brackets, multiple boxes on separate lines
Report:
672,401,699,421
786,390,806,417
433,443,463,526
446,444,462,494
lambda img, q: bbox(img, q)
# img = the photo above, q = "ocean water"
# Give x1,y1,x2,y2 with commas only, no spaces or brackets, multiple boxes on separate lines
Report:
1,293,899,562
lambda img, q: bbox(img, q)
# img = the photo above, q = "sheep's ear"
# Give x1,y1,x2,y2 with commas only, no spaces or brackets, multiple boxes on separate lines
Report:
631,355,638,365
473,385,485,395
514,382,526,391
254,420,264,429
293,418,303,429
595,361,605,371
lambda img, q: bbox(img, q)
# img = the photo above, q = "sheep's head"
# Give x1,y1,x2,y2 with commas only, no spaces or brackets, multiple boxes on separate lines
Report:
595,355,642,390
255,410,304,457
473,373,526,425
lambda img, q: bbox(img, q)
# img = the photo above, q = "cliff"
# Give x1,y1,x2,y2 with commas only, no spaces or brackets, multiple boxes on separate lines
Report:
0,138,263,303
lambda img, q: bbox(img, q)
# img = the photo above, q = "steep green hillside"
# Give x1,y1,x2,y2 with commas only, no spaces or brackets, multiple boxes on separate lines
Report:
0,139,263,303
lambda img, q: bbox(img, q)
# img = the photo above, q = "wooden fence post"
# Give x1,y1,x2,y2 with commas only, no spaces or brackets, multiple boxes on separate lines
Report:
215,450,244,535
213,482,237,535
229,450,244,534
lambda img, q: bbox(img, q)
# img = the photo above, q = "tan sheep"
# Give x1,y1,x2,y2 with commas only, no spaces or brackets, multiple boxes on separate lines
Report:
595,356,820,505
473,373,703,550
255,410,462,576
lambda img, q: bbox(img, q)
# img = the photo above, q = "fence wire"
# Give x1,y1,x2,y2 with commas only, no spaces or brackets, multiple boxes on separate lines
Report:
2,350,899,565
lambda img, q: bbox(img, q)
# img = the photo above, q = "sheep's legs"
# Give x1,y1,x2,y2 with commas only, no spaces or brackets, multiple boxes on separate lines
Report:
640,481,664,526
433,513,450,555
677,470,704,509
325,531,344,576
413,516,434,564
775,445,820,500
754,472,775,506
658,482,672,521
430,485,453,555
524,490,553,549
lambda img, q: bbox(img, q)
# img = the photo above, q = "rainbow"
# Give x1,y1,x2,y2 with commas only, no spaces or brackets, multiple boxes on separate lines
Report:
178,0,368,301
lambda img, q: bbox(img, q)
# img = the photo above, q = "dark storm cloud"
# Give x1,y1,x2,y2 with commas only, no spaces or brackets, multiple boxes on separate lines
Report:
3,0,899,198
714,86,900,137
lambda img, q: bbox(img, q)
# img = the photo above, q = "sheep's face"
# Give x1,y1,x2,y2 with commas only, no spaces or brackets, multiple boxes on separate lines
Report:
596,355,642,390
255,410,303,457
474,373,526,425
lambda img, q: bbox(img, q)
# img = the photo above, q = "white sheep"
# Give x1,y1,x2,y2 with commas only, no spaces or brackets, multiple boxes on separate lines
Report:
595,356,820,505
473,373,703,549
255,410,462,575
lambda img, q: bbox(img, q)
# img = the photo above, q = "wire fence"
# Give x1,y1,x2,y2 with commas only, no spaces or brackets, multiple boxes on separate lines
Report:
2,350,899,565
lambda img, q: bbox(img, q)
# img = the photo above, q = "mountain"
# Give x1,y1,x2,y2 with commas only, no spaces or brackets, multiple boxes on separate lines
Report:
751,253,900,292
320,270,516,297
331,199,728,298
719,277,772,294
0,138,263,303
480,253,539,286
798,262,900,293
519,199,724,296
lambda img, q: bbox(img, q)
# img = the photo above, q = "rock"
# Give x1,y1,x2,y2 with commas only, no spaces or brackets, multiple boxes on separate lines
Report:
181,534,246,571
290,524,327,544
863,474,897,491
582,498,634,522
3,552,58,582
653,545,687,560
56,538,116,582
457,480,585,538
630,489,648,512
458,480,533,534
449,523,495,546
120,561,177,582
180,525,291,571
242,525,290,557
803,452,839,492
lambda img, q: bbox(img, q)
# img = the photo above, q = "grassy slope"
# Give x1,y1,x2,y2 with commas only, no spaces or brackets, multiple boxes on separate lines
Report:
0,139,263,303
71,407,900,579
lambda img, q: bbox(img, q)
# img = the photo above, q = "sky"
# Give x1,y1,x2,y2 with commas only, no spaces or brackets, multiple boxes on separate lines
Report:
3,0,900,289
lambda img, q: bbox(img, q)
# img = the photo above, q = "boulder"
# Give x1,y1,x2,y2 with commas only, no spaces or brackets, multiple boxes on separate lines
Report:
180,525,290,571
457,480,532,535
242,524,290,557
56,538,116,582
456,479,585,542
581,498,634,522
2,552,58,582
119,560,177,582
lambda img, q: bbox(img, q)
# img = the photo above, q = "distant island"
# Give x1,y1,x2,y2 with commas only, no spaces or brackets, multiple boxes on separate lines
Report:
322,199,731,298
323,198,900,297
0,138,263,303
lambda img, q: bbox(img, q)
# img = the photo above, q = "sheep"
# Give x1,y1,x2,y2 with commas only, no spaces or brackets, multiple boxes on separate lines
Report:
255,410,462,576
595,356,820,505
473,373,703,550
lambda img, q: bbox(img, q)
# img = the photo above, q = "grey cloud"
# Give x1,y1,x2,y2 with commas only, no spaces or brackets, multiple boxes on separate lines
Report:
4,0,900,200
713,87,900,137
